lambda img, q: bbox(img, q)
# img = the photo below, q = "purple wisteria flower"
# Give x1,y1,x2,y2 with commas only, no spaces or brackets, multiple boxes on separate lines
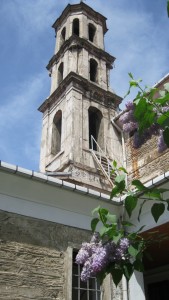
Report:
125,101,134,110
76,236,131,282
119,238,130,253
91,246,108,273
90,232,100,243
123,122,138,133
119,110,135,124
161,106,169,113
81,259,94,281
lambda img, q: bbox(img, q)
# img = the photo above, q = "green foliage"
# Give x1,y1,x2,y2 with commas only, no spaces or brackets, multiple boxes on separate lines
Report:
125,195,138,217
90,205,146,286
89,159,169,286
168,0,169,17
151,203,165,223
110,266,123,286
125,73,169,150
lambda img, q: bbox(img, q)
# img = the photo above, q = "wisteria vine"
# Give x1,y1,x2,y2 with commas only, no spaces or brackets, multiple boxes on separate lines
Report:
76,206,146,286
119,101,168,152
119,73,169,152
76,234,130,282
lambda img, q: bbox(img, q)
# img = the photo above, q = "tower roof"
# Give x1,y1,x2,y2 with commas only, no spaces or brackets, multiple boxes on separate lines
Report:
52,2,108,34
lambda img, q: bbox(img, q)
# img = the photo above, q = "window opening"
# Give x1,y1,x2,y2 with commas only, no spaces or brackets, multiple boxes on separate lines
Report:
88,107,103,151
72,251,101,300
58,62,64,85
90,59,98,83
88,24,96,42
51,110,62,155
60,27,66,47
73,19,80,36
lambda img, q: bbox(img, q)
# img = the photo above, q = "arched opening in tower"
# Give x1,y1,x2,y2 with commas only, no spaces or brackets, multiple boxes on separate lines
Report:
51,110,62,155
58,62,64,85
88,23,96,43
60,27,66,47
90,59,98,83
88,107,103,151
72,18,79,36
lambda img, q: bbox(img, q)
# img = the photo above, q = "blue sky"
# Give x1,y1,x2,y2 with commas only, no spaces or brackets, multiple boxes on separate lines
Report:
0,0,168,171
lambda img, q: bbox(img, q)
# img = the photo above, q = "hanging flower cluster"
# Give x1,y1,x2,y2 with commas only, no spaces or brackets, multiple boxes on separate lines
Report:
76,234,130,282
76,207,145,286
119,101,168,152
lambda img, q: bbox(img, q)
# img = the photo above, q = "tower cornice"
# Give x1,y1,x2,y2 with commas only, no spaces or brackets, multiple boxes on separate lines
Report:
52,2,108,34
38,72,122,113
47,35,115,71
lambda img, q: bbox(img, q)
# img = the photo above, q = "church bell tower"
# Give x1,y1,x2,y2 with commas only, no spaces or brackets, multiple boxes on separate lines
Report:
38,2,123,192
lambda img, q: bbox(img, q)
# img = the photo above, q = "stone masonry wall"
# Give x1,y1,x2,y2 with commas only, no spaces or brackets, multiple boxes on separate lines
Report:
0,210,91,300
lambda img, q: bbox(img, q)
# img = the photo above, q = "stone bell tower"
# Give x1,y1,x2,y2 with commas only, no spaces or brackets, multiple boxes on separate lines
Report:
39,2,123,192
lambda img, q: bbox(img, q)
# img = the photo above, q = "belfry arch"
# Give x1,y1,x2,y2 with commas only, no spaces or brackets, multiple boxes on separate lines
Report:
89,59,98,83
88,107,104,151
51,110,62,155
72,18,80,36
58,62,64,85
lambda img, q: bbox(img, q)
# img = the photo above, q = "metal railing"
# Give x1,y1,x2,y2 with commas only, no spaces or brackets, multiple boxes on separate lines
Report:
90,135,114,185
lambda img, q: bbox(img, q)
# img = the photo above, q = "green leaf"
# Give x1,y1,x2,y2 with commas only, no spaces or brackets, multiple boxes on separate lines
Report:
133,260,144,272
91,218,99,232
130,80,138,88
128,72,134,79
106,226,118,239
113,160,117,168
154,93,169,105
128,232,137,240
137,225,146,233
125,195,138,218
110,180,126,198
157,113,169,127
110,186,120,198
99,225,109,237
107,213,117,224
132,179,147,191
121,221,135,227
167,0,169,17
118,167,128,174
138,200,147,222
128,245,140,257
111,267,123,286
115,174,126,183
113,233,122,244
151,203,165,223
99,208,109,225
145,190,162,200
92,206,100,215
123,263,134,281
134,97,147,116
99,208,109,216
163,127,169,147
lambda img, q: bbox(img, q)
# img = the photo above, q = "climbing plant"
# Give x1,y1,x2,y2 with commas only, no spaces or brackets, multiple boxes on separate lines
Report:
76,74,169,287
76,1,169,287
76,160,169,286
